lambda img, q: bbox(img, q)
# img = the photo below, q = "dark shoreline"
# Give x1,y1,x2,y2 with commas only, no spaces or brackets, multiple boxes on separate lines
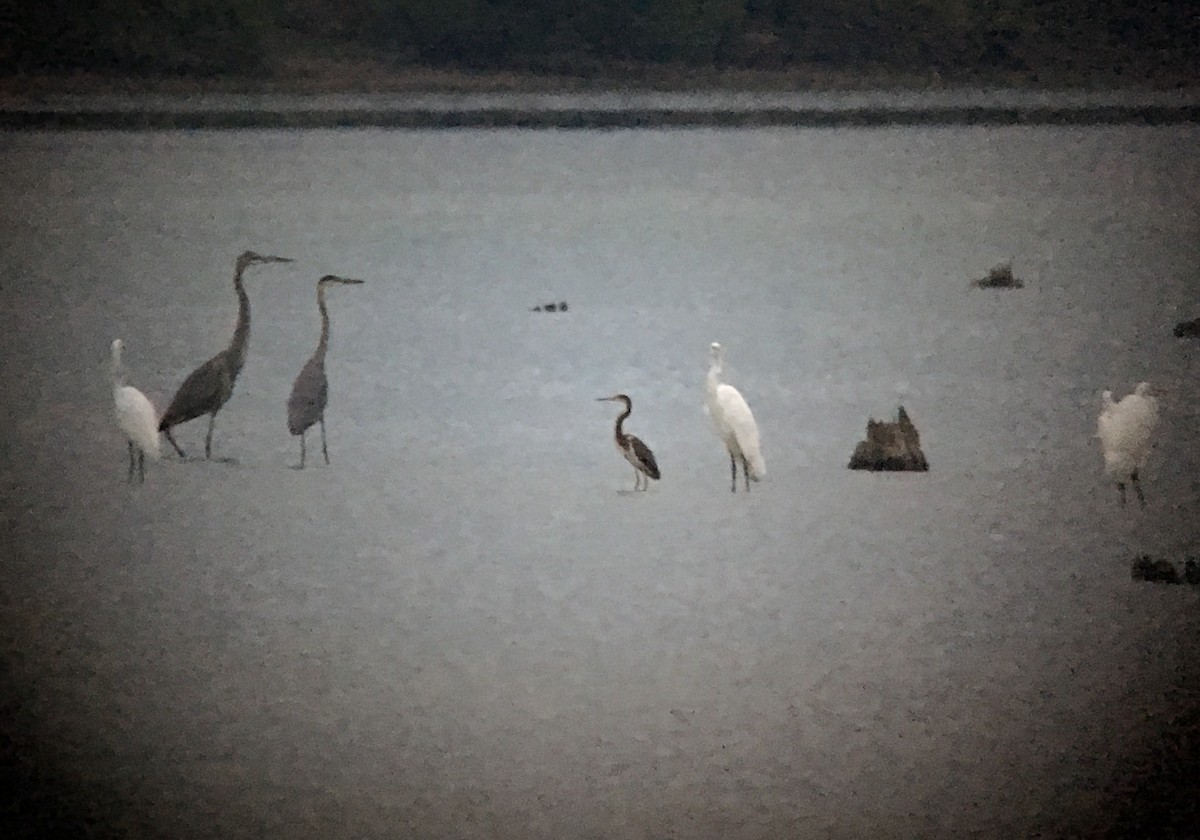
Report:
5,104,1200,130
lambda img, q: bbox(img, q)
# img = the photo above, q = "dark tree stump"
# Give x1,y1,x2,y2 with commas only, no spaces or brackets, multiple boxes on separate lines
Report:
971,260,1024,289
848,406,929,472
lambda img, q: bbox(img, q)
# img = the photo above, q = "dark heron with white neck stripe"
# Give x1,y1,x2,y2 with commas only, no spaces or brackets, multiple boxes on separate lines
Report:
596,394,660,491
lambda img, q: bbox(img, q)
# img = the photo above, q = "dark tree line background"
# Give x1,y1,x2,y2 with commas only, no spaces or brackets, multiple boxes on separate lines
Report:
1,0,1197,84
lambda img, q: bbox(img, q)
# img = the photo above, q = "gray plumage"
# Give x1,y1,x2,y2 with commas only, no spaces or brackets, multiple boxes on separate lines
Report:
159,250,293,459
287,275,364,468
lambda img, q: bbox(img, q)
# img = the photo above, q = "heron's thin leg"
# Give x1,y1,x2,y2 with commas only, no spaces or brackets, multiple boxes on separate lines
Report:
320,417,329,465
138,450,145,483
298,431,306,469
730,454,737,493
127,441,135,481
1132,471,1146,508
1117,482,1127,506
742,456,750,491
163,428,186,458
204,413,218,460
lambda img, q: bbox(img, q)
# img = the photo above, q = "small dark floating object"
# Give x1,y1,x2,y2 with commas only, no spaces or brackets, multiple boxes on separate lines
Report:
1131,555,1182,584
530,300,568,313
1173,317,1200,338
971,260,1024,289
848,406,929,472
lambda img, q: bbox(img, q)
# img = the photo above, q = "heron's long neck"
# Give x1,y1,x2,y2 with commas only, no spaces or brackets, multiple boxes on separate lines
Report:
706,362,721,397
110,350,125,387
613,404,631,442
315,285,331,363
228,267,251,371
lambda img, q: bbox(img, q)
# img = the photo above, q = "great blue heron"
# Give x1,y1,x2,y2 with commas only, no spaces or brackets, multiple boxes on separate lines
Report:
1097,382,1162,507
596,394,660,491
706,342,765,492
287,275,364,468
158,250,294,459
110,339,160,482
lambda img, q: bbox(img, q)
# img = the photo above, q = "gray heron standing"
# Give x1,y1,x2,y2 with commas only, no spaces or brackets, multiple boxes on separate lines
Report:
159,250,294,459
596,394,660,491
287,275,364,468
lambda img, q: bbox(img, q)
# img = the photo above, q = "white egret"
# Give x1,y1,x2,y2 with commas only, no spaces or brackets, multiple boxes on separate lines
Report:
159,250,294,460
110,339,160,482
1097,382,1161,507
596,394,661,491
706,342,765,492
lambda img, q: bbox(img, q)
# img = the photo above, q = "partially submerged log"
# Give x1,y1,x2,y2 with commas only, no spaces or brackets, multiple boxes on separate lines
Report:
531,301,569,313
1131,555,1182,584
970,260,1024,289
1174,316,1200,338
848,406,929,472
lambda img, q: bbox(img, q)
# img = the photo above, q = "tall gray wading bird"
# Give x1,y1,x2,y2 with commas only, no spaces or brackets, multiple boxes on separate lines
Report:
158,251,294,459
596,394,660,491
287,275,365,468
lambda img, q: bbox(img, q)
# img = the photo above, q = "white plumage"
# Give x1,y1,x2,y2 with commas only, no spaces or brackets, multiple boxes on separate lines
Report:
706,342,765,492
111,339,161,482
1096,382,1160,507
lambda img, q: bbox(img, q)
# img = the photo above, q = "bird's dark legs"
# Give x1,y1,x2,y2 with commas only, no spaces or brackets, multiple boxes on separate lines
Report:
320,417,329,465
1117,482,1127,506
742,456,751,492
137,450,145,483
298,431,307,469
127,441,136,481
163,428,186,458
204,413,218,459
1132,470,1146,508
730,454,737,493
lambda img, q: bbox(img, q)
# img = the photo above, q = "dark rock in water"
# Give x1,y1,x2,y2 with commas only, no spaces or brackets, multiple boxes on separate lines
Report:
848,406,929,471
1174,317,1200,338
971,260,1024,289
559,301,568,311
1131,555,1181,584
1186,558,1200,585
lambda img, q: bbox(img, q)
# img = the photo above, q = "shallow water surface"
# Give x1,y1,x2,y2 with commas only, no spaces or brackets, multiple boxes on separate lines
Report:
1,125,1199,838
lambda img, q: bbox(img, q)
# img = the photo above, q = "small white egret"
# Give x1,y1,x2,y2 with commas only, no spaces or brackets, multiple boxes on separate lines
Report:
1097,382,1161,507
111,339,161,483
596,394,661,491
706,342,765,492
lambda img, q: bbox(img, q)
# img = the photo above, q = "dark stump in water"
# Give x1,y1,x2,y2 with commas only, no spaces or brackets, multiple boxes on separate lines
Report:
848,406,929,471
1131,555,1182,584
971,260,1024,289
1174,317,1200,338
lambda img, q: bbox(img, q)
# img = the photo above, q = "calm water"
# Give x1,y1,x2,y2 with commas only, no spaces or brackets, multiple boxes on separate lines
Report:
1,125,1199,838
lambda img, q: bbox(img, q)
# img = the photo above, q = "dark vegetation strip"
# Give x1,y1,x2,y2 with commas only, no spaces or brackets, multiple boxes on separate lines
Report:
4,104,1200,130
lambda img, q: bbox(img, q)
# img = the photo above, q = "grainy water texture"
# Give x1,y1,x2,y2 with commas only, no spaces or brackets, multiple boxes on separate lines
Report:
1,125,1199,838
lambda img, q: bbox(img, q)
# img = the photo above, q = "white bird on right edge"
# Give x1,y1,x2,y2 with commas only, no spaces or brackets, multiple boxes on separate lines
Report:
1096,382,1161,507
706,342,765,492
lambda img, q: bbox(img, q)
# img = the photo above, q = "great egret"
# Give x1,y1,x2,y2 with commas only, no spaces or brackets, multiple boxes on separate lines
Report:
110,339,160,482
1097,382,1161,507
158,250,294,459
706,342,765,492
596,394,660,491
287,275,364,468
